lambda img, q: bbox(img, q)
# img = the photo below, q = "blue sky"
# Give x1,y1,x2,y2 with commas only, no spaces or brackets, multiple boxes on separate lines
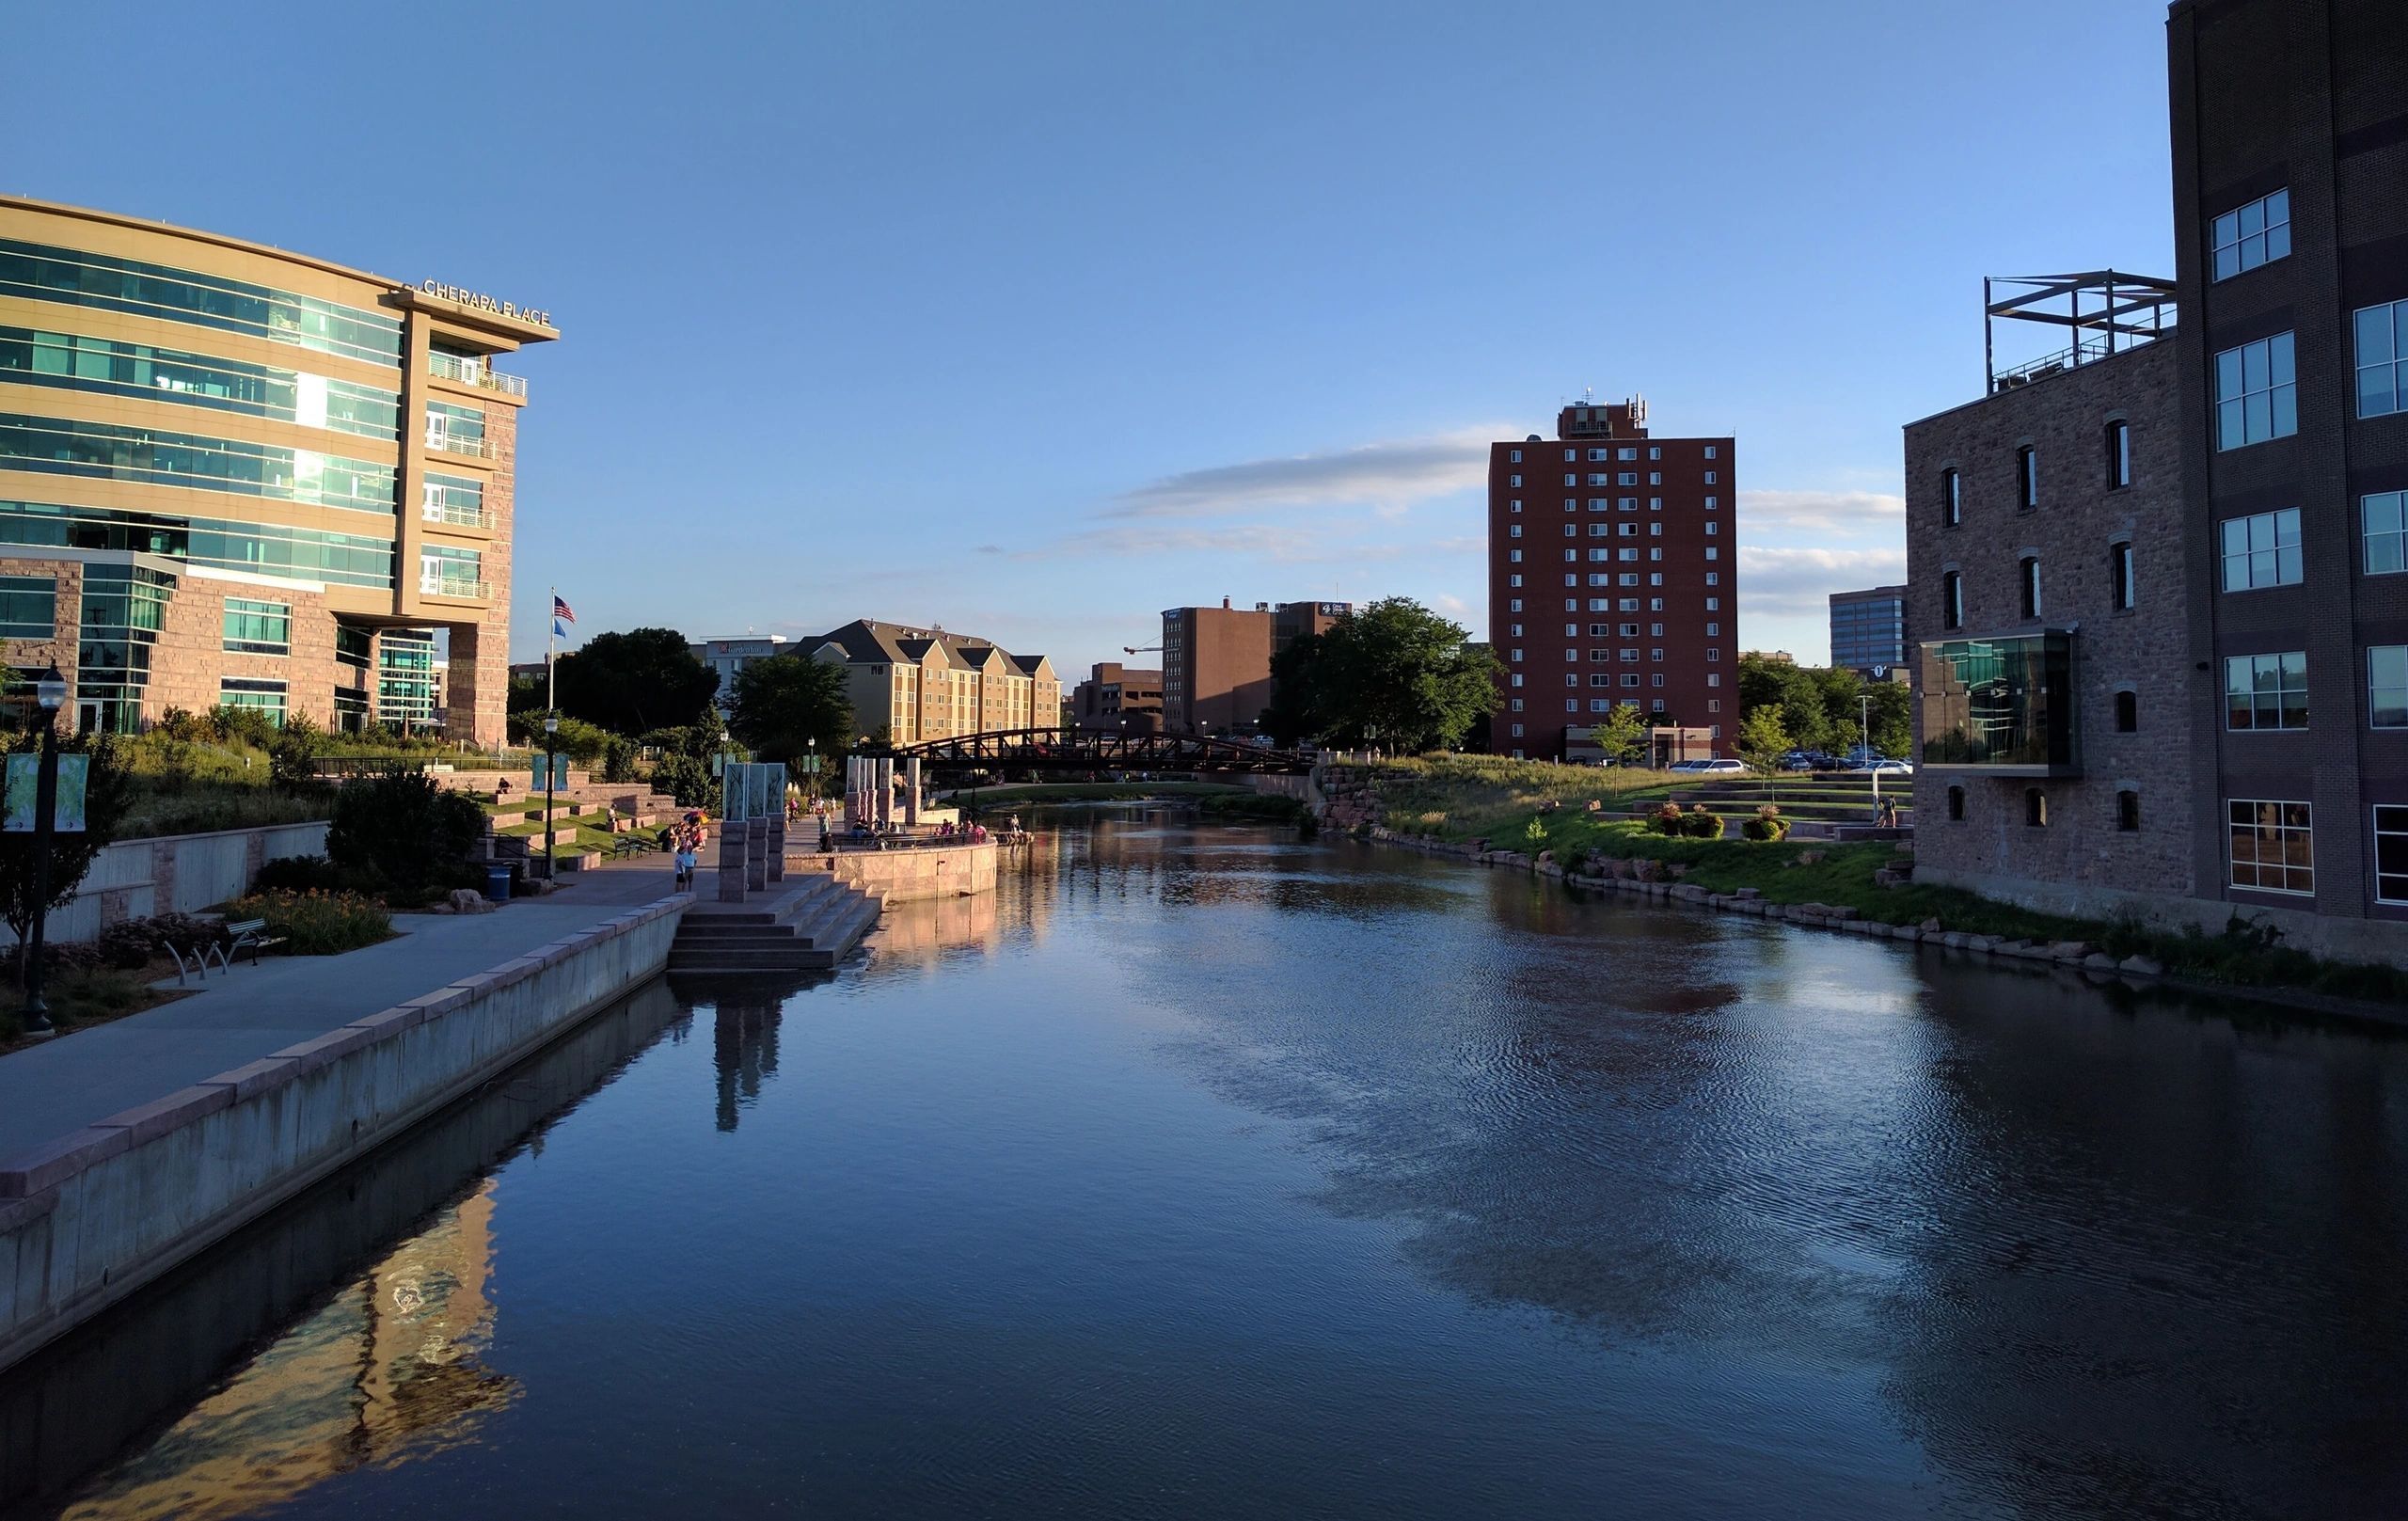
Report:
3,0,2178,673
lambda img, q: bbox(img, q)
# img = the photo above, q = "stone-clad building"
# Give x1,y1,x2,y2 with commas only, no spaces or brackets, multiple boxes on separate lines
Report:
1908,0,2408,966
0,195,551,741
1909,299,2199,911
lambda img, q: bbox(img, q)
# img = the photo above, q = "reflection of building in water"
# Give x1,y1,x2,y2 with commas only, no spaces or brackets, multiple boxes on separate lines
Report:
61,1183,515,1521
873,889,1001,965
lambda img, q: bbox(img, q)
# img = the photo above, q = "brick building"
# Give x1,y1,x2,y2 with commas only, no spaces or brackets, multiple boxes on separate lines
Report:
1068,661,1163,732
1159,597,1347,735
1486,400,1735,759
808,619,1058,746
1909,309,2199,912
1908,0,2408,966
0,195,551,741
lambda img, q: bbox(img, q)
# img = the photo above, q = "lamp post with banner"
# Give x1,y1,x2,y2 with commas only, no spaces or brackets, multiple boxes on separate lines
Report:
542,714,559,879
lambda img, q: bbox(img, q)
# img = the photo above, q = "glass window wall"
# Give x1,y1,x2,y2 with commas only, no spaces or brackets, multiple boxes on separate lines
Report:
0,499,392,589
222,596,291,656
0,326,398,439
1918,633,2077,771
0,413,396,514
2215,333,2298,450
0,573,56,638
0,238,402,366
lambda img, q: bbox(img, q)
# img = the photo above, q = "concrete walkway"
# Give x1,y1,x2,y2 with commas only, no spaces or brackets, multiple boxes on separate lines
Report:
0,856,688,1157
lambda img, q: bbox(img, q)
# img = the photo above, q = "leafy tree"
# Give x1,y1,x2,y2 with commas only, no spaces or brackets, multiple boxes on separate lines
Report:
1735,703,1792,800
550,627,719,737
599,735,639,784
267,711,326,788
1,730,135,990
326,772,485,892
728,655,853,775
1863,679,1912,759
507,672,546,715
1739,654,1830,756
1262,597,1499,753
651,752,720,812
1590,701,1650,768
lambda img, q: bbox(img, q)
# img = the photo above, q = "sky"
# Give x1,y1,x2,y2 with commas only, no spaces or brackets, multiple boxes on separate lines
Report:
1,0,2179,673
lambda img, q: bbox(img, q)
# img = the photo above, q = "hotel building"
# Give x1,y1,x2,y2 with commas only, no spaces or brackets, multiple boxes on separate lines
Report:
1907,0,2408,966
1159,597,1349,735
0,196,552,741
691,633,789,714
1486,400,1736,759
809,619,1060,745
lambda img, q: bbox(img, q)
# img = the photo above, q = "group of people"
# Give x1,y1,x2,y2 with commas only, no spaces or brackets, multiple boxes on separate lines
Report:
665,811,708,889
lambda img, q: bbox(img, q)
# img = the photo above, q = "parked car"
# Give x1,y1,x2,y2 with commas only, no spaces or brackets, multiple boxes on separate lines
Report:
1680,757,1746,774
1855,758,1914,776
1778,751,1817,772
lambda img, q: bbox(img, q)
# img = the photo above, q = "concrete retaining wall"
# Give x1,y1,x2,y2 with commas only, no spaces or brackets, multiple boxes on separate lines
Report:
787,843,996,902
47,822,330,944
1250,772,1326,812
0,894,689,1375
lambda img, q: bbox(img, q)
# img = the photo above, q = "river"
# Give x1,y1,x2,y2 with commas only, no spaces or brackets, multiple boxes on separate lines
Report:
5,815,2404,1519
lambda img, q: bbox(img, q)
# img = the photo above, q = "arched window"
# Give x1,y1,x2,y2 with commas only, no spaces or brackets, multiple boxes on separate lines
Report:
2105,420,2131,488
2111,542,2135,610
1942,570,1964,630
1941,467,1962,527
2025,787,2048,827
2016,446,2039,510
2020,557,2042,619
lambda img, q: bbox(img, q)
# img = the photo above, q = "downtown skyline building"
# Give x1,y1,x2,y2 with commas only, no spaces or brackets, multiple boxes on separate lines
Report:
1159,597,1348,736
0,195,551,742
1486,399,1735,760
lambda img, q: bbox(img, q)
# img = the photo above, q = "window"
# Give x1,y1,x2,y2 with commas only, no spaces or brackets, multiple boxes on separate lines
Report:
2212,189,2289,279
420,545,483,598
2378,805,2408,905
221,596,290,656
2019,557,2041,619
1508,450,1521,463
2364,491,2406,575
1622,674,1640,688
1946,785,1965,821
1509,474,1522,487
1941,467,1960,527
2117,790,2141,832
422,471,484,528
0,237,403,365
2015,446,2038,510
0,414,397,515
1508,549,1522,562
2105,420,2131,488
2226,652,2309,730
1508,524,1522,538
1509,598,1522,612
2372,645,2408,729
335,623,372,670
218,677,288,725
2358,300,2408,420
1510,723,1524,737
2216,333,2298,449
2115,689,2138,733
2107,541,2136,611
1508,500,1522,514
1619,448,1637,461
2025,788,2047,827
1704,446,1718,458
2219,509,2302,592
2229,800,2314,895
1508,575,1521,587
0,574,55,639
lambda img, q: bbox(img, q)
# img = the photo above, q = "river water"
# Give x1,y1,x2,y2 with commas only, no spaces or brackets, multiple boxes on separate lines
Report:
6,816,2405,1519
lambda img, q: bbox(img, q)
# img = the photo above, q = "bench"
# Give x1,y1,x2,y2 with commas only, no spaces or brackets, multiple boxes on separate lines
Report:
610,834,654,859
226,917,288,966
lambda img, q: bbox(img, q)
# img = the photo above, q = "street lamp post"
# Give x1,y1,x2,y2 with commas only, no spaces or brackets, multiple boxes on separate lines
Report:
542,714,559,879
1859,693,1880,819
21,665,69,1038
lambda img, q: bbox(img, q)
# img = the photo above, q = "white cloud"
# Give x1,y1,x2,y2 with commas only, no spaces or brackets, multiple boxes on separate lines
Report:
1737,488,1905,534
1737,546,1908,617
1111,428,1502,518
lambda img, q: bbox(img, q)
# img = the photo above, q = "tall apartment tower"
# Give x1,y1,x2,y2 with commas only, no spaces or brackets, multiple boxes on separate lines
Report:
1486,400,1736,759
2162,0,2408,944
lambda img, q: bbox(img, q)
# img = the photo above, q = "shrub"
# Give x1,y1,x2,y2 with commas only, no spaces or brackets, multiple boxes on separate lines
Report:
1524,817,1548,847
1742,803,1792,843
96,911,228,968
227,889,392,955
202,703,277,750
1679,803,1727,839
250,853,350,894
327,772,486,890
1651,800,1687,836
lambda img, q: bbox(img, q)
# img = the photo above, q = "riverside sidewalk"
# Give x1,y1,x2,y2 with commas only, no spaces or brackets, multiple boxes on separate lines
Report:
0,857,689,1158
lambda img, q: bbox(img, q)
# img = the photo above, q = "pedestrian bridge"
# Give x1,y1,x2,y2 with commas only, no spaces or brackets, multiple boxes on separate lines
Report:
882,727,1313,775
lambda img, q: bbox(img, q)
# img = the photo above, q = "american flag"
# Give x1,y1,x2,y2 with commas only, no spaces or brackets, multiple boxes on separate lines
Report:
552,594,577,625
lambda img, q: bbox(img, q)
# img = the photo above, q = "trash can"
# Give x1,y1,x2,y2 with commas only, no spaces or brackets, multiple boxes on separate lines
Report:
485,864,513,902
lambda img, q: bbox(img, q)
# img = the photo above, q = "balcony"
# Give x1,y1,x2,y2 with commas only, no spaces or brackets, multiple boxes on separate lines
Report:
421,499,490,531
427,350,529,399
1918,631,2080,775
419,572,490,601
423,429,493,461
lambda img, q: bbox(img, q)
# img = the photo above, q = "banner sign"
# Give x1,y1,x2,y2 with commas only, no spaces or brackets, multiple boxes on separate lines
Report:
3,753,88,832
722,762,783,820
531,754,569,790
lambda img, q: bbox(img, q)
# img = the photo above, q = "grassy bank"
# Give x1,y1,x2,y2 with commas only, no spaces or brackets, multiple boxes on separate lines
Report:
1339,759,2408,1006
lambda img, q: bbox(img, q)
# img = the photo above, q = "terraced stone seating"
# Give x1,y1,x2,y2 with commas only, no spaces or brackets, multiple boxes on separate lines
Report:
667,874,882,973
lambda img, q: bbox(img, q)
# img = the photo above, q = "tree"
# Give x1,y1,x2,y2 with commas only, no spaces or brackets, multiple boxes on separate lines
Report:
1735,703,1792,800
1591,702,1650,768
727,655,853,776
1262,598,1500,753
1,731,135,989
1739,654,1830,757
550,627,720,737
1863,679,1912,759
327,772,486,892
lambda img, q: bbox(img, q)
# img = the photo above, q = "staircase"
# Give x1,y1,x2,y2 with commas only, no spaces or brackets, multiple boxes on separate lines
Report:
667,873,883,974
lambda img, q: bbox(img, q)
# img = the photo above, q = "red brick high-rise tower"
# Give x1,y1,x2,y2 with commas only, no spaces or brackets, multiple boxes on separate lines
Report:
1487,399,1736,759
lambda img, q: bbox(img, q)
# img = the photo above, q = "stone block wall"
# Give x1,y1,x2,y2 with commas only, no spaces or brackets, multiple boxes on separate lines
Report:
1907,341,2199,900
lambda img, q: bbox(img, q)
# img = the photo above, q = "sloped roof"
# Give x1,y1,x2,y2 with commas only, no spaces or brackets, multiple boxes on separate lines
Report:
810,618,1050,677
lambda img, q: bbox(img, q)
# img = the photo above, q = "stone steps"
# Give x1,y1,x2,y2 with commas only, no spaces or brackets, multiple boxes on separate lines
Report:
665,873,881,973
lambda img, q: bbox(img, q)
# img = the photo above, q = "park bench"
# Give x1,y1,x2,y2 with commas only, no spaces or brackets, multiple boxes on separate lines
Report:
226,917,287,966
610,833,654,860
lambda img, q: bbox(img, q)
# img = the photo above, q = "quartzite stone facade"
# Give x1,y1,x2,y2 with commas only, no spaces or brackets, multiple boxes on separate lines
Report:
1908,341,2199,905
